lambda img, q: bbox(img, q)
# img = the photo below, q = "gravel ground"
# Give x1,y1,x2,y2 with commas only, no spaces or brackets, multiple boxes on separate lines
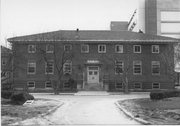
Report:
118,97,180,125
1,98,61,126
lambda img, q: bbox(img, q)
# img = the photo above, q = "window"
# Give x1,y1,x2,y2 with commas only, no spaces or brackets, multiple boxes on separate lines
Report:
28,45,36,53
115,45,123,53
134,83,142,89
46,44,54,53
152,83,160,89
45,61,54,74
152,45,159,53
81,44,89,53
27,61,36,74
133,45,141,53
133,61,142,75
63,82,70,89
98,45,106,53
27,81,35,88
116,82,123,89
152,61,160,75
63,60,72,74
45,81,52,88
115,60,124,74
64,44,72,52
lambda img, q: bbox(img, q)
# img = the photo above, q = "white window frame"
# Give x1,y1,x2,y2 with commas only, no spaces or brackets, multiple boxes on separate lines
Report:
115,81,123,89
63,60,72,74
133,45,141,53
134,82,142,89
64,44,72,52
152,61,160,75
152,45,159,53
45,61,54,74
27,61,36,74
98,44,106,53
152,82,160,89
45,81,53,88
81,44,89,53
115,60,124,75
133,61,142,75
115,45,123,53
28,45,36,53
27,81,35,89
46,44,54,53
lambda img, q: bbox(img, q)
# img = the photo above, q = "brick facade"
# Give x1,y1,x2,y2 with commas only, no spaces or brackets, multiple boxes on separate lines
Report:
8,30,178,91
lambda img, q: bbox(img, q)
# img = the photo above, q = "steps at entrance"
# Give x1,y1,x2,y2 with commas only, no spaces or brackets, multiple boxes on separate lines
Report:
75,91,109,96
84,83,104,91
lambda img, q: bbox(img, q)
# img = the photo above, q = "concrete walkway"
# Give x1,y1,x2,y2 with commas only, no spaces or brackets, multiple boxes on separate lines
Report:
17,93,150,125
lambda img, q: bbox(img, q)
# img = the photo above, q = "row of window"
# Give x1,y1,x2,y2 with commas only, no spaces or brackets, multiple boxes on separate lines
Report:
28,44,160,54
27,81,160,89
114,60,160,75
27,81,52,88
115,82,160,89
27,60,160,75
27,60,72,74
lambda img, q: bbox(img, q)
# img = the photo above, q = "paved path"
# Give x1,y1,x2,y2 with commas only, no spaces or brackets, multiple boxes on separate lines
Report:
19,92,149,125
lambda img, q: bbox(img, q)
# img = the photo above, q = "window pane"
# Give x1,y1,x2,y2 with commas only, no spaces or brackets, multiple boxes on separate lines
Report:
115,45,123,53
133,61,142,74
81,45,89,53
28,61,36,74
134,83,141,89
46,61,54,74
115,61,123,74
63,60,72,74
134,45,141,53
46,44,54,53
152,61,160,74
116,82,123,89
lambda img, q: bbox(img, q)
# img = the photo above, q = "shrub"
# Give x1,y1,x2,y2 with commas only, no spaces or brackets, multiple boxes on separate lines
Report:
10,92,34,105
1,91,13,99
150,90,180,100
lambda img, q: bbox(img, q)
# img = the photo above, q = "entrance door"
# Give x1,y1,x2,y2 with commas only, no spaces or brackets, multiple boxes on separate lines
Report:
87,66,99,83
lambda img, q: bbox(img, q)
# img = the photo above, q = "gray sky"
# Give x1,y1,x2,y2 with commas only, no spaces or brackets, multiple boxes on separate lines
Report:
1,0,138,46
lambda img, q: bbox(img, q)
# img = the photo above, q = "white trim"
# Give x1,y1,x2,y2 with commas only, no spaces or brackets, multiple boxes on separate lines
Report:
152,61,160,75
98,44,106,53
115,44,123,53
27,61,36,74
46,44,54,53
45,81,53,88
133,45,141,53
45,60,54,74
28,44,36,53
115,60,124,75
133,61,142,75
63,60,72,74
115,81,123,89
134,82,142,89
64,44,72,52
81,44,89,53
27,81,35,89
152,45,160,53
152,82,160,89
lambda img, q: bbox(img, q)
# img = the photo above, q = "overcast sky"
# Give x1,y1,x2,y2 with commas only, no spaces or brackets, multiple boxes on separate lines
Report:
1,0,138,46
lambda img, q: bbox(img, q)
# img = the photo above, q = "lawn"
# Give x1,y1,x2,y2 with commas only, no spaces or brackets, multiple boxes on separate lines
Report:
1,98,60,126
118,97,180,125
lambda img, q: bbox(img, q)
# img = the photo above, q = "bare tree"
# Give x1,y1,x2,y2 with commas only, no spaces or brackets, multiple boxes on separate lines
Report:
36,34,74,94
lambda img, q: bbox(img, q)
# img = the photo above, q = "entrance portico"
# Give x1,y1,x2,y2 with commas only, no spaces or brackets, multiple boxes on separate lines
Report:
83,60,103,91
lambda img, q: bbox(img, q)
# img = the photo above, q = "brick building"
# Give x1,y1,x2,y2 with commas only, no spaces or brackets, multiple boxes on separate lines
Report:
7,30,179,91
1,46,12,84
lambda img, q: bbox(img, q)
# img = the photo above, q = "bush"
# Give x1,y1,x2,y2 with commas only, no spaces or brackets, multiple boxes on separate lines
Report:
1,91,13,99
10,92,34,105
150,90,180,100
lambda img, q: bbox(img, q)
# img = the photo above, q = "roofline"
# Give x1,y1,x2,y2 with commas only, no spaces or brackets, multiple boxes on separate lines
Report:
8,39,179,43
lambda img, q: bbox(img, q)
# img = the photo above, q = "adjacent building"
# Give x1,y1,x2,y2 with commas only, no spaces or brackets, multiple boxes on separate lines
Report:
7,30,179,91
128,0,180,39
1,46,12,84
